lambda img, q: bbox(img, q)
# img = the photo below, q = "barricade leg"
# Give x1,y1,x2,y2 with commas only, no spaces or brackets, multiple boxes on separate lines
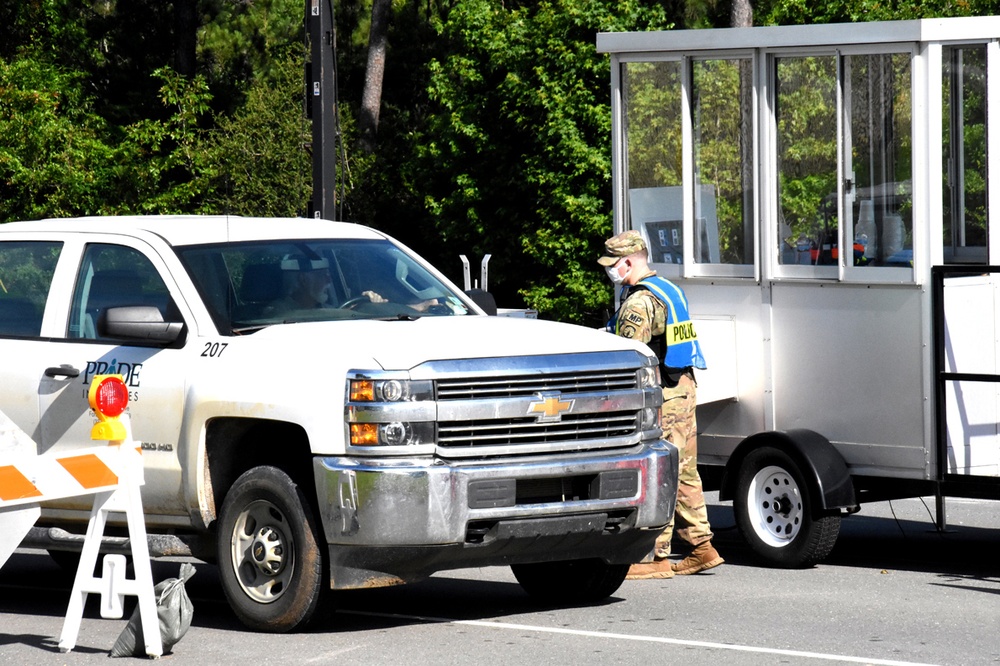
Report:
123,458,161,657
58,488,113,653
57,447,161,657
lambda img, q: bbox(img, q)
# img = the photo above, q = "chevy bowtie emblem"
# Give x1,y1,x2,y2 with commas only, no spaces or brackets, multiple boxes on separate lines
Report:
528,393,575,423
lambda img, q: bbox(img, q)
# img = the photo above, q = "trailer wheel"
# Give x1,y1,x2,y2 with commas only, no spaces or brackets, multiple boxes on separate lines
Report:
511,559,629,603
734,447,840,567
217,466,325,632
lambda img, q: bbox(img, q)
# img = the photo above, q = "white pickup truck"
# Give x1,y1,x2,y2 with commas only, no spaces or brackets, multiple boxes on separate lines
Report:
0,215,676,631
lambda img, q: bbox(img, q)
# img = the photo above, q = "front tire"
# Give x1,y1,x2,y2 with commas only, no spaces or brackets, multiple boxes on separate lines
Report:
217,466,325,632
511,559,629,603
734,447,840,568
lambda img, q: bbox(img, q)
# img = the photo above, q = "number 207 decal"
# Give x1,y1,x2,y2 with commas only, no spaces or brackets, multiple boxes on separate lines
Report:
201,341,229,358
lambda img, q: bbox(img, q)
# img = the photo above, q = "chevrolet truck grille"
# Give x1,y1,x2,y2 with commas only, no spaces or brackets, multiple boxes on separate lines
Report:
384,351,661,458
436,369,638,400
438,410,639,448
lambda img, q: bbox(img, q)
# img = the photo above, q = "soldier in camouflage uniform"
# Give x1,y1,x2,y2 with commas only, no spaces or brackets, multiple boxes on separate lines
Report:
598,230,724,580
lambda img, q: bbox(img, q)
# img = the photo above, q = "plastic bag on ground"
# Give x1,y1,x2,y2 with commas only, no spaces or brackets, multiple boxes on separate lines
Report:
109,562,196,658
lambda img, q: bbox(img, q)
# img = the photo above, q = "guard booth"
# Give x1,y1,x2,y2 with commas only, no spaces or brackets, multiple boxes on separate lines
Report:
598,17,1000,566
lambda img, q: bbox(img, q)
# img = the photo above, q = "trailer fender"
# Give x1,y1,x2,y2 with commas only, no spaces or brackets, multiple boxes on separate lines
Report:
718,429,857,513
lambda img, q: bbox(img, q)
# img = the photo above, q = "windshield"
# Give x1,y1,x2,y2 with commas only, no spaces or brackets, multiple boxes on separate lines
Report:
177,238,473,333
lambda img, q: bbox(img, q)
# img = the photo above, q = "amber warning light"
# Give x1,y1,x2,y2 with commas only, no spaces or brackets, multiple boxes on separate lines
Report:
88,374,129,441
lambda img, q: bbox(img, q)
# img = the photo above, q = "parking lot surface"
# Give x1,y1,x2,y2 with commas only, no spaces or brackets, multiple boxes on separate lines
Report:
1,494,997,665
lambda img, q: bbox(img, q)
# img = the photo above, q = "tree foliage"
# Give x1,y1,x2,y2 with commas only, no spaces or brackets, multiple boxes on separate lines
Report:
0,58,121,220
4,0,1000,324
198,53,312,217
410,0,670,323
0,1,306,221
758,0,997,24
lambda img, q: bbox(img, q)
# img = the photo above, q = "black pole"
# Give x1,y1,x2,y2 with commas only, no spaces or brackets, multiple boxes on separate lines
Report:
307,0,337,220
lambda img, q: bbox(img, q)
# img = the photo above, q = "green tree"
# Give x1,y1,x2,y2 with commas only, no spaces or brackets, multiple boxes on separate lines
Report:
758,0,1000,24
0,58,122,220
124,67,214,213
199,0,306,112
406,0,670,324
199,52,312,217
0,2,306,220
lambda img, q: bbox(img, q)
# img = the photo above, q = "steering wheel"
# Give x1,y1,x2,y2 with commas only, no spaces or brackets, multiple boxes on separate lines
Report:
340,295,373,310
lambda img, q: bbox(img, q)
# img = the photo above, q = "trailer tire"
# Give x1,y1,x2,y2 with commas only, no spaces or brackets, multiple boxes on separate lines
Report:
734,447,840,567
511,559,629,603
217,466,325,632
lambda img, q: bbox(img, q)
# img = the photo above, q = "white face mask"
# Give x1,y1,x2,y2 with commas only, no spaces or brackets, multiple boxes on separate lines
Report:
605,260,629,285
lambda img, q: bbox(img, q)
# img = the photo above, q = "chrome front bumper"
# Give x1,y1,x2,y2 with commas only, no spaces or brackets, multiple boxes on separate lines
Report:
313,440,678,589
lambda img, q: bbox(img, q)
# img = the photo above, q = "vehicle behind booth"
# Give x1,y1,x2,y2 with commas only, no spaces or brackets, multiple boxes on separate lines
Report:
599,17,1000,567
0,215,676,631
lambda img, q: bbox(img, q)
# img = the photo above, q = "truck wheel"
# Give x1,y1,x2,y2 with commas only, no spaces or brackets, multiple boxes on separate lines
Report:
734,447,840,568
217,466,325,632
511,559,629,603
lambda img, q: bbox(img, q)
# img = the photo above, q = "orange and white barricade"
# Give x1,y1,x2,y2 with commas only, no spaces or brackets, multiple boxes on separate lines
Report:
0,375,161,657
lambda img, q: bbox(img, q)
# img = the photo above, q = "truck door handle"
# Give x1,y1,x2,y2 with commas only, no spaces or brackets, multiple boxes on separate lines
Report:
44,364,81,378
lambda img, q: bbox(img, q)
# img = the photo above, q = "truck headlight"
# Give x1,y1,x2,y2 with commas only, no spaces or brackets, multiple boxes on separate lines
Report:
639,407,661,431
637,361,663,433
346,375,435,450
349,379,433,402
637,364,660,389
349,421,433,446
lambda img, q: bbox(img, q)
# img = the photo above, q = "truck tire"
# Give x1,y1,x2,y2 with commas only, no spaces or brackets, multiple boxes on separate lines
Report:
511,559,629,603
733,447,840,568
217,466,325,632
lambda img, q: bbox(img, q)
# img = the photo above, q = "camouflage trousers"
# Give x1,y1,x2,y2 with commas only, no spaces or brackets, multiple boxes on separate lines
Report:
652,372,713,559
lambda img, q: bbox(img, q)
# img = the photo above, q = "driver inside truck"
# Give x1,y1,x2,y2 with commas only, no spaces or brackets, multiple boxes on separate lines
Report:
274,255,335,310
275,257,447,314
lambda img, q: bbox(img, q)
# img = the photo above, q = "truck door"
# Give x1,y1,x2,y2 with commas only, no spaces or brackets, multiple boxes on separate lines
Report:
37,241,189,517
0,240,63,446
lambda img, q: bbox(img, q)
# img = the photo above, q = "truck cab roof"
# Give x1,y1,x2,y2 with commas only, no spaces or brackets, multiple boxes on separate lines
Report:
0,215,385,247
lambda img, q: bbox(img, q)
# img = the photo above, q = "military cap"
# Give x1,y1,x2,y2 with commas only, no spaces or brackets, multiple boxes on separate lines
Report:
597,230,646,266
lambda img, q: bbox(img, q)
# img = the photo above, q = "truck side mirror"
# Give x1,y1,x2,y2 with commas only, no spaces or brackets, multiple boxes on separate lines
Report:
464,288,497,316
101,306,185,344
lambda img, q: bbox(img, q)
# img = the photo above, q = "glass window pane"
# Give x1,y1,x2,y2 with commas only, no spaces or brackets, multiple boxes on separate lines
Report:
776,56,839,266
178,239,471,333
623,61,684,265
845,53,913,268
0,241,61,337
69,244,174,340
692,58,754,265
943,46,988,264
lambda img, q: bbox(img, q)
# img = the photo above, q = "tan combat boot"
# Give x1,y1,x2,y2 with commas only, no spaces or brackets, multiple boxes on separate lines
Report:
626,559,674,580
671,541,724,575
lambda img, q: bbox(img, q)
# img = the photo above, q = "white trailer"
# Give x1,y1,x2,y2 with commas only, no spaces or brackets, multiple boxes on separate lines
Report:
599,17,1000,566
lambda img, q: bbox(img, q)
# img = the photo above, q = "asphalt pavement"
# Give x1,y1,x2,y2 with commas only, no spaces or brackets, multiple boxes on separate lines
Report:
1,493,997,665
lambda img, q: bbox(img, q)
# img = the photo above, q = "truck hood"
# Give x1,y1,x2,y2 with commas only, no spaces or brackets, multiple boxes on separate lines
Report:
251,315,653,370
